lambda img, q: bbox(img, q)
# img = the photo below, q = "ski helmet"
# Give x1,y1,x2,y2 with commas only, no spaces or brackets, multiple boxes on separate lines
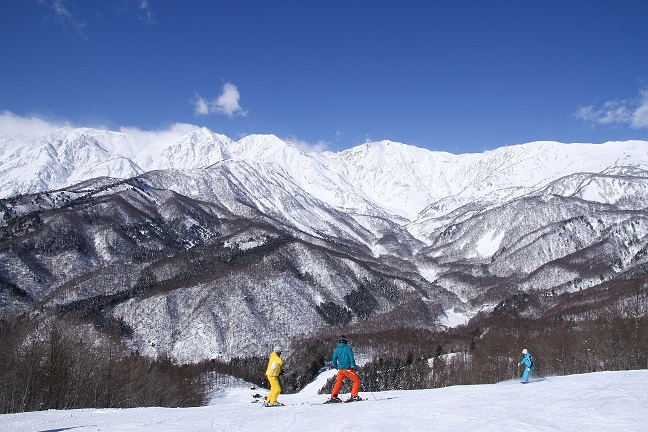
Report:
339,335,348,343
522,348,528,354
274,345,283,353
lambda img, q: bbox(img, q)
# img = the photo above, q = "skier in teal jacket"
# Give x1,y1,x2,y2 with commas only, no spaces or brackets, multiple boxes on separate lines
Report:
328,335,361,402
332,336,358,370
519,348,534,383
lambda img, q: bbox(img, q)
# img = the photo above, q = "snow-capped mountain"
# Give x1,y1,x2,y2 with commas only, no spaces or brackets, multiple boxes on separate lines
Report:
1,126,647,362
3,127,647,222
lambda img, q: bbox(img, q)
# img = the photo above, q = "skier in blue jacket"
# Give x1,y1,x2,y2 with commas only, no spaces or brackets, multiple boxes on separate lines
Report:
328,335,361,403
518,348,534,383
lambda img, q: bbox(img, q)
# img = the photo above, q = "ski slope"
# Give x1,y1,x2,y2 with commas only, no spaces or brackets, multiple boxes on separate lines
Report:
1,370,646,431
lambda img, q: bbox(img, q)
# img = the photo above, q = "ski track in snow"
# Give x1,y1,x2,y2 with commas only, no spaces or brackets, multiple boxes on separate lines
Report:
0,370,646,432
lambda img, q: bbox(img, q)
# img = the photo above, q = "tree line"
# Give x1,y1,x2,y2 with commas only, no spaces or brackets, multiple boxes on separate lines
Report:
0,315,207,414
2,279,645,413
320,283,648,393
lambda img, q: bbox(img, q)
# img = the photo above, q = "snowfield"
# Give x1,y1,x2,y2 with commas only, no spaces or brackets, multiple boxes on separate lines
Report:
1,369,646,431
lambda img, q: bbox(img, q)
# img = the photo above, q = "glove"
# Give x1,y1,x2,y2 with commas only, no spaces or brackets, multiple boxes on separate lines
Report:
279,371,285,376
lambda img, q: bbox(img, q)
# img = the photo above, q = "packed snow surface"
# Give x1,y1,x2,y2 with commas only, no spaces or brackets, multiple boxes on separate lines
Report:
1,370,645,431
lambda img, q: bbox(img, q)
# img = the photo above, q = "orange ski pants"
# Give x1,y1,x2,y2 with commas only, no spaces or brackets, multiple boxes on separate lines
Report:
332,368,360,397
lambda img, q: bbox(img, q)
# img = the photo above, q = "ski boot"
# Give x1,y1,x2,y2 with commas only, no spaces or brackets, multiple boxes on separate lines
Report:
324,396,343,404
345,395,362,402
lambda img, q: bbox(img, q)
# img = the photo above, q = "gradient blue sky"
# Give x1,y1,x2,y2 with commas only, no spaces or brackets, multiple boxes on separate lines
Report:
1,0,648,154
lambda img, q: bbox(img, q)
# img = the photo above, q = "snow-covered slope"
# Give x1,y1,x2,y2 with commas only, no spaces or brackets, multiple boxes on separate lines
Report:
1,370,645,431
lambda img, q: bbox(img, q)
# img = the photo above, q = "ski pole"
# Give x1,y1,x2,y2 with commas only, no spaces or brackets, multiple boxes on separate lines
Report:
360,378,378,401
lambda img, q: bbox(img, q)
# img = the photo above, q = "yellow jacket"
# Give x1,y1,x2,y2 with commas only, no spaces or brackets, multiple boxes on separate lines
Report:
265,351,283,377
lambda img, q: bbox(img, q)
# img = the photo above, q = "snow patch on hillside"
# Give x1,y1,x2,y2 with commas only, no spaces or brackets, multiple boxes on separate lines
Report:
439,308,470,328
475,229,505,257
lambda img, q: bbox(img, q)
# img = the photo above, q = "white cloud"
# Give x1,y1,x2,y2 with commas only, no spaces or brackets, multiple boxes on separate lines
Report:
135,0,156,24
632,88,648,128
283,136,329,153
0,111,70,140
118,122,201,152
40,0,87,38
0,111,201,153
574,86,648,129
193,95,210,116
214,82,245,117
193,82,247,118
39,0,155,38
118,123,199,138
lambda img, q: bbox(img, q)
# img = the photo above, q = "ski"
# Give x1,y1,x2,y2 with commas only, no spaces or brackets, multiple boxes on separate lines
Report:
520,377,547,384
344,397,364,403
252,395,286,407
323,396,364,404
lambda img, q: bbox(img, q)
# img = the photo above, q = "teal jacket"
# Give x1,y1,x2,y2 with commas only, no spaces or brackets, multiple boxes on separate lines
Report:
332,342,358,370
519,353,534,370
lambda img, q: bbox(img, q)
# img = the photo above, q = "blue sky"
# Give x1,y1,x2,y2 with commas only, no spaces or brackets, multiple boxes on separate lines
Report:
1,0,647,154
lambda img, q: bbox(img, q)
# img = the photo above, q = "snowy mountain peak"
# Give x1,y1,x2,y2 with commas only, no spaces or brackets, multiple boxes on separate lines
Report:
1,125,648,222
231,134,304,162
153,128,232,170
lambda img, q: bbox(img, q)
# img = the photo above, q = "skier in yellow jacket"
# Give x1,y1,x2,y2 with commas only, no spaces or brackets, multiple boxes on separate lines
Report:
265,346,284,406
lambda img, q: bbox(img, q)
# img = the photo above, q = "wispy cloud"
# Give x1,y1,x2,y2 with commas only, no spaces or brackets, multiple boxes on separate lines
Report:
39,0,87,38
633,88,648,128
574,86,648,129
0,111,200,152
0,110,70,140
193,82,247,118
39,0,156,38
135,0,156,24
193,95,210,116
117,122,201,152
283,136,329,153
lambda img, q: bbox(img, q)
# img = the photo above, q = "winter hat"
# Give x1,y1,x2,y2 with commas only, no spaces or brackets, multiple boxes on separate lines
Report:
522,348,528,354
339,335,348,343
274,345,283,353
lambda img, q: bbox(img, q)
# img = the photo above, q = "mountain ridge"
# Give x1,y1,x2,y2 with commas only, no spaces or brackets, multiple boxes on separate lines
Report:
1,127,648,362
2,126,647,221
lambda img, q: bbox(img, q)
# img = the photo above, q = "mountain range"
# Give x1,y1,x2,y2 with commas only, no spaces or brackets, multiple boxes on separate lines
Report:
1,127,647,362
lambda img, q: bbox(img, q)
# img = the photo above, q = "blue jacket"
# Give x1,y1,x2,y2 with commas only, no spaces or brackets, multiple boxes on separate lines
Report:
332,342,358,370
519,353,534,370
